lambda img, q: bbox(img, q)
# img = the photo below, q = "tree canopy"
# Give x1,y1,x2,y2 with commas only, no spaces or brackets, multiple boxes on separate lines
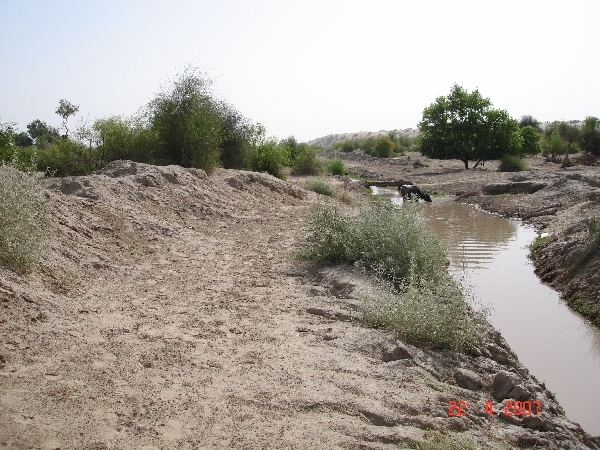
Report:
519,115,541,131
418,85,520,168
55,99,79,136
581,116,600,156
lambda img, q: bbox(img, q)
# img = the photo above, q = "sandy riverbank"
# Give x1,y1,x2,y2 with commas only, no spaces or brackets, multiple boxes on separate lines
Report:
1,159,598,449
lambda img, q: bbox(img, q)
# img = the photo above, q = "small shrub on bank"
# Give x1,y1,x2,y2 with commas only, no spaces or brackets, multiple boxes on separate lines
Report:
340,140,356,152
0,161,51,273
327,158,345,176
300,199,487,350
301,199,448,284
308,178,334,196
362,274,487,350
293,146,322,175
249,140,289,179
498,154,527,172
529,235,549,260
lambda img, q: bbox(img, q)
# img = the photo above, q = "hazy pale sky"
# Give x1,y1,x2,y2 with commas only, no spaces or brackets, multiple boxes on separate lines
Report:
1,0,599,142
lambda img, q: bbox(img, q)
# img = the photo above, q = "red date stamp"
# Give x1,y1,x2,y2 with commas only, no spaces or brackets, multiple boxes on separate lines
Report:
447,399,542,417
447,400,467,416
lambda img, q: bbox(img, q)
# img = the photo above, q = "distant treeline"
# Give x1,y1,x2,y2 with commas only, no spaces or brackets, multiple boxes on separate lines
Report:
331,132,417,157
0,67,323,179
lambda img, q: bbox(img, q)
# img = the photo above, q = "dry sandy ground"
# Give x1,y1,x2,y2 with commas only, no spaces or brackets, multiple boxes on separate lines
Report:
1,161,598,449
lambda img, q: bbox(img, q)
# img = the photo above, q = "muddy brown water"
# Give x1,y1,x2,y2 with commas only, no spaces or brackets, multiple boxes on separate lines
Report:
373,188,600,435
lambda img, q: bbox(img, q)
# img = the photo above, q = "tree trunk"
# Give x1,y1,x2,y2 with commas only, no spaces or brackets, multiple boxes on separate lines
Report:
561,144,571,168
462,158,469,169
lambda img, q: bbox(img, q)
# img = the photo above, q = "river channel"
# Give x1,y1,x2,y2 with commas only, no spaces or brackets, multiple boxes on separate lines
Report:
372,187,600,435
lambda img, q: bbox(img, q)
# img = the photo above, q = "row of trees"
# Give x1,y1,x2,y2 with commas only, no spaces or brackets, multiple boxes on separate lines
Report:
1,67,322,179
332,132,417,157
418,84,600,169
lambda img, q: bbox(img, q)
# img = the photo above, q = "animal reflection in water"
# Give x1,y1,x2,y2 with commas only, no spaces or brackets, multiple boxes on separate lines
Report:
399,184,432,202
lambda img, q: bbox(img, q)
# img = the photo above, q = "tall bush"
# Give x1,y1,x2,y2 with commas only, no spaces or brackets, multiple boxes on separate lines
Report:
249,140,289,179
293,146,322,175
93,116,156,165
147,67,222,172
37,138,94,176
373,136,395,157
327,158,345,176
219,104,260,169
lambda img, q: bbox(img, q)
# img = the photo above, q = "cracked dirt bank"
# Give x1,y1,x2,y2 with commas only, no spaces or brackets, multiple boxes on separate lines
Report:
1,160,599,449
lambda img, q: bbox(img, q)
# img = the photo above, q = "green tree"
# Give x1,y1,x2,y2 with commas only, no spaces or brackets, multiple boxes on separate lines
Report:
292,145,322,175
279,135,299,160
581,116,600,156
557,122,582,167
14,132,33,147
27,120,60,148
373,135,395,157
218,104,256,169
340,140,356,152
0,122,15,150
541,127,567,162
147,67,222,171
249,139,289,179
519,125,541,157
55,99,80,136
92,116,147,165
418,85,519,168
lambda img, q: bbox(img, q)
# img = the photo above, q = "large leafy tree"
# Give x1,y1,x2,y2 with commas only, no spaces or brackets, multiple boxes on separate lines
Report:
218,103,257,169
418,85,519,168
373,135,395,157
27,119,60,148
541,126,567,162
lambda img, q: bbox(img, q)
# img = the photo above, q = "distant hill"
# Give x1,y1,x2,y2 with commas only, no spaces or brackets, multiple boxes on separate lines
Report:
307,128,419,148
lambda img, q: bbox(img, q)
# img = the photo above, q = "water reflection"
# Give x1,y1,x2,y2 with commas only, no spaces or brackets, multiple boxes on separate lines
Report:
371,187,600,435
374,188,519,268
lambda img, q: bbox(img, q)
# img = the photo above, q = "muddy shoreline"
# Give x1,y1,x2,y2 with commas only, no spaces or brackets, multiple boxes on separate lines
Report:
1,159,599,448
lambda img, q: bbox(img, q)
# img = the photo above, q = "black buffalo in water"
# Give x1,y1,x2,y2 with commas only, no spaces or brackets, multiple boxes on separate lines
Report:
399,184,432,202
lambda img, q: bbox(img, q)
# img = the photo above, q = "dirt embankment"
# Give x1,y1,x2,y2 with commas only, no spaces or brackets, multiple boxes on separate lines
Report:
332,150,600,328
1,160,599,449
